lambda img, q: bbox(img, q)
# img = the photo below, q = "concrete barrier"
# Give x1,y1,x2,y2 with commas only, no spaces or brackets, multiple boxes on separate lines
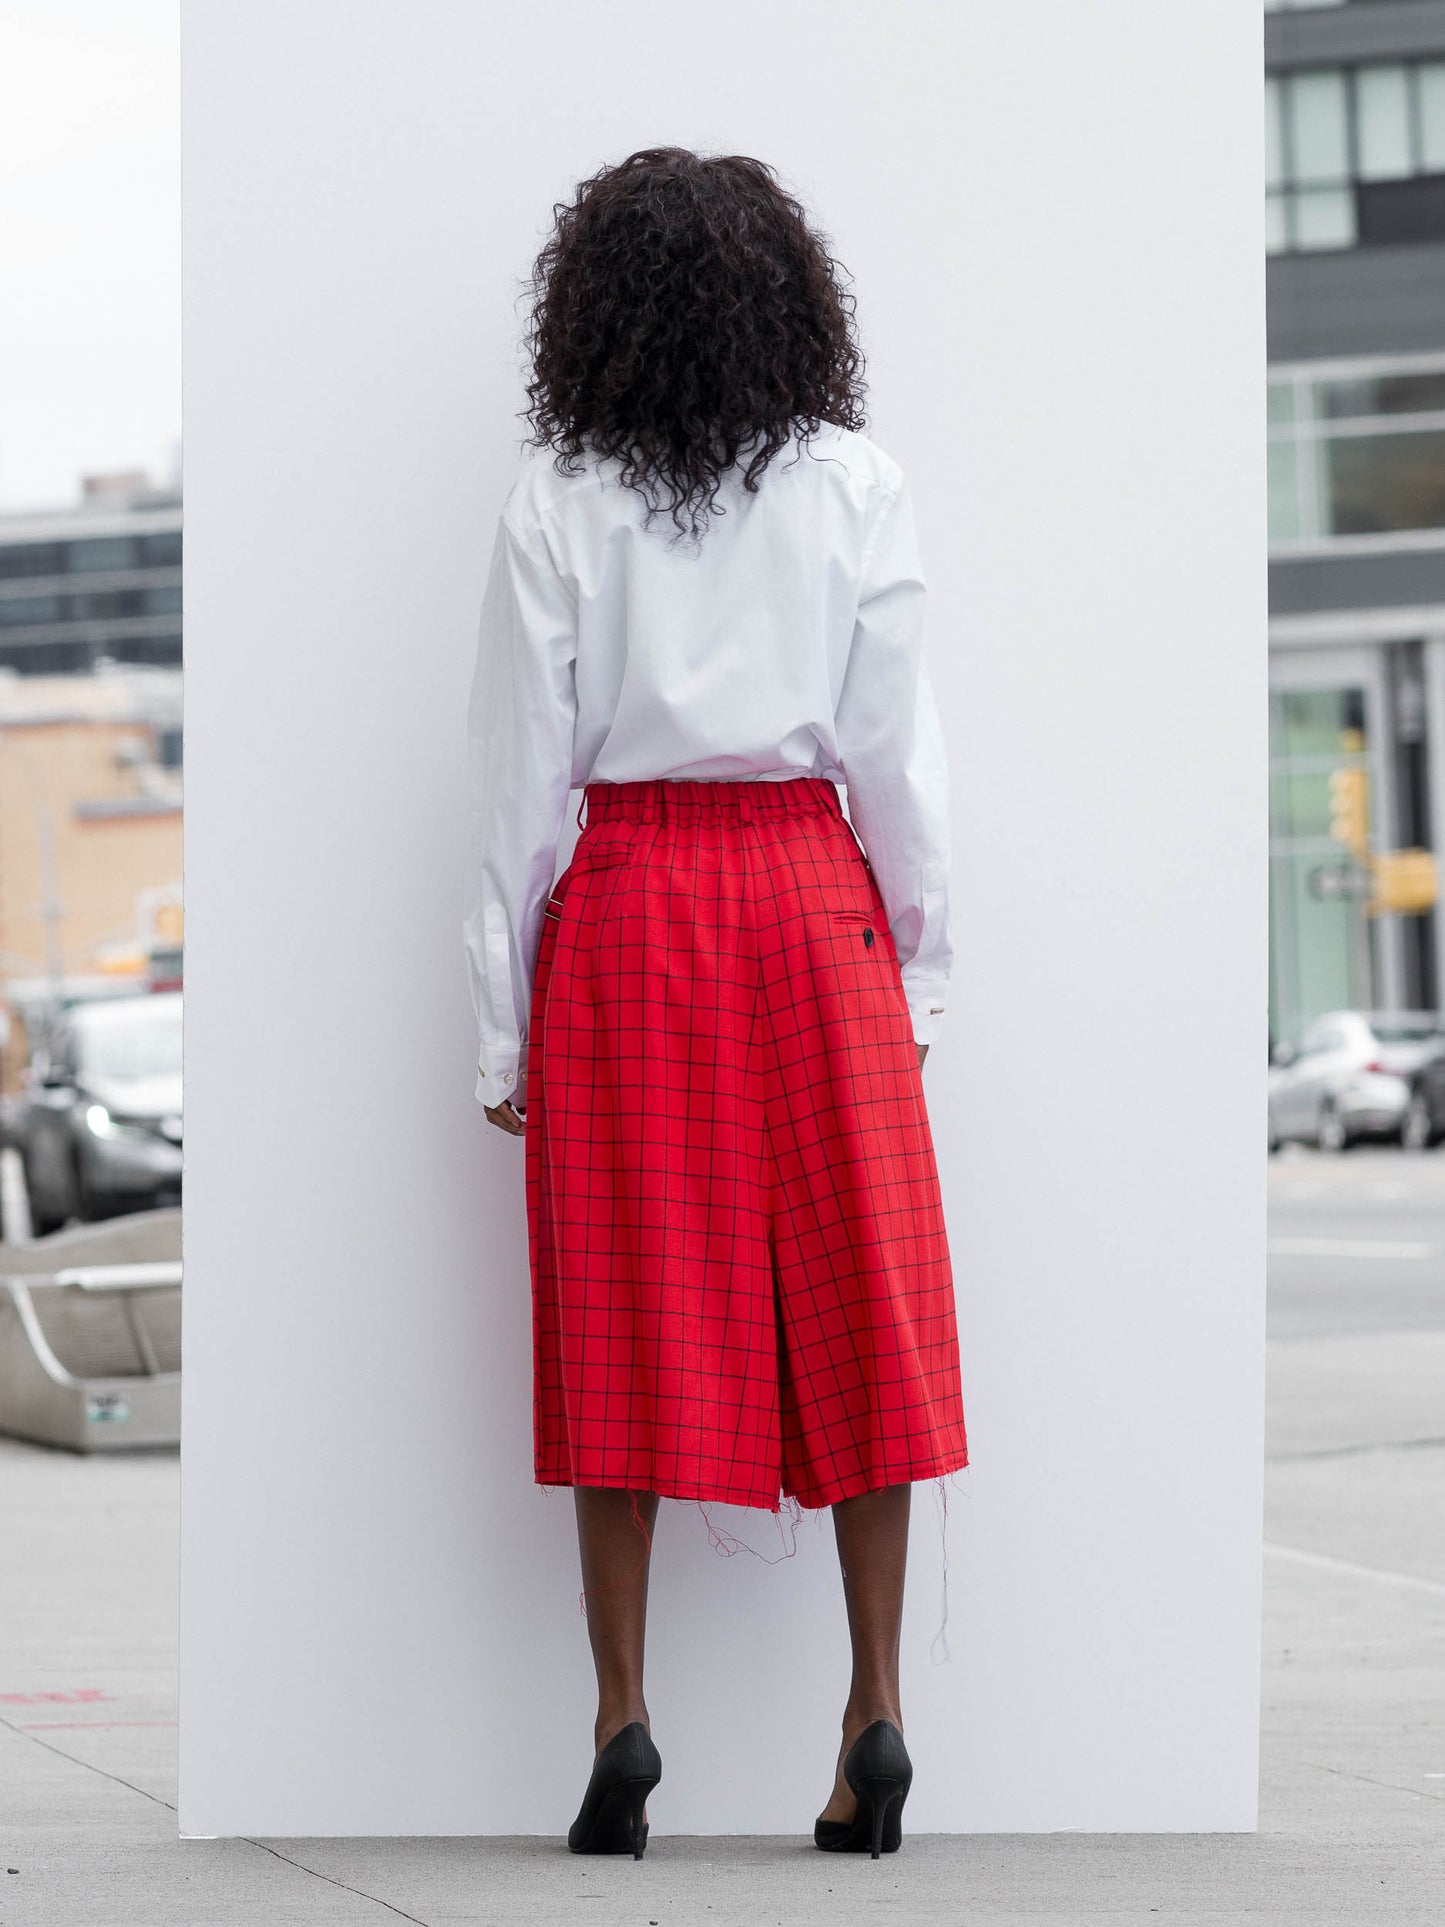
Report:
0,1208,181,1451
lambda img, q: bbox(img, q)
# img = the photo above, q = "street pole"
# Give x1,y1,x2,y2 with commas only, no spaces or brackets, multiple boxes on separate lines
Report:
36,804,65,1021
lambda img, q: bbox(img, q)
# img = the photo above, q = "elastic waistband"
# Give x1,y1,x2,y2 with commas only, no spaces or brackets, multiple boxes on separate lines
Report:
581,776,844,826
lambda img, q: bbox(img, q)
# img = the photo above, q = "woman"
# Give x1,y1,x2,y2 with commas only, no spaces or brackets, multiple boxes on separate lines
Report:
463,146,967,1860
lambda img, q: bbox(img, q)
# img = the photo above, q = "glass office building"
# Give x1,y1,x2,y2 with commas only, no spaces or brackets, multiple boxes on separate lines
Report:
1267,0,1445,1043
0,474,182,678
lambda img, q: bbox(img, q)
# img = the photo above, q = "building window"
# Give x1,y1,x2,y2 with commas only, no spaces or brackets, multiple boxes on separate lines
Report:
66,536,138,573
0,543,65,580
1269,359,1445,545
74,589,146,619
104,634,181,669
1268,60,1445,253
138,530,182,567
0,638,92,674
0,594,64,626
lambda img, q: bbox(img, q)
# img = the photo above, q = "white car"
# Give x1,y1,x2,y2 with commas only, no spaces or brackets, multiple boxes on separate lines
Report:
1268,1009,1445,1152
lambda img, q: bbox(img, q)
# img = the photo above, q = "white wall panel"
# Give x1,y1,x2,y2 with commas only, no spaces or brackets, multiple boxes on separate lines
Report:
179,0,1266,1834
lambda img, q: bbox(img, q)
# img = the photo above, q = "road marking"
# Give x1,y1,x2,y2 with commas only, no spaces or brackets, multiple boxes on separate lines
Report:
1267,1237,1437,1259
1265,1542,1445,1598
20,1719,178,1729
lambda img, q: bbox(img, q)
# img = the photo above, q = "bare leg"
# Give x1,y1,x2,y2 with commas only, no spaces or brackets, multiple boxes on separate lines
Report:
574,1488,659,1757
817,1481,910,1824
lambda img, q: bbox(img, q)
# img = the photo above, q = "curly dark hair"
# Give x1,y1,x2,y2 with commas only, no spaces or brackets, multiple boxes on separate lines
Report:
518,146,868,544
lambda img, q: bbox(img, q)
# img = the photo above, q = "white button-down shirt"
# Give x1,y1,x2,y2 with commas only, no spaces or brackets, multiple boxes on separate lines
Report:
463,420,951,1112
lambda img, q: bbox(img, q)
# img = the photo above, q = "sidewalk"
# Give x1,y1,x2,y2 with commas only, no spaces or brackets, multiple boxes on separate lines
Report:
1,1342,1441,1925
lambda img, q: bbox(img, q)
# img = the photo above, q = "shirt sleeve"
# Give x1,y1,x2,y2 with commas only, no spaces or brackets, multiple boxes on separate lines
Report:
833,471,953,1047
463,510,578,1111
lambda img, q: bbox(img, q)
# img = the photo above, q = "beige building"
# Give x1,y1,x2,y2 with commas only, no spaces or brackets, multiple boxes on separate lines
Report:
0,667,181,1089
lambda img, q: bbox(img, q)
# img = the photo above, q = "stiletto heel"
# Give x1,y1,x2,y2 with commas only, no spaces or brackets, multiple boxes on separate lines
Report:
624,1777,651,1859
813,1718,912,1857
567,1721,662,1857
856,1773,907,1858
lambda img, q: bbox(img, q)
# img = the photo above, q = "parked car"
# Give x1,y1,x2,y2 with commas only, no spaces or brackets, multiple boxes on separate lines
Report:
21,992,182,1232
1388,1036,1445,1151
1268,1009,1445,1153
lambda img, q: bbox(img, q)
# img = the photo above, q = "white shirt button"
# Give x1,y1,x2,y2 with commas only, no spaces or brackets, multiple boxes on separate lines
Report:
502,1070,514,1085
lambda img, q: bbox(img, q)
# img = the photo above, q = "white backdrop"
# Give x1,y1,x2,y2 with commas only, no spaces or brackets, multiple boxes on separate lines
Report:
178,0,1266,1836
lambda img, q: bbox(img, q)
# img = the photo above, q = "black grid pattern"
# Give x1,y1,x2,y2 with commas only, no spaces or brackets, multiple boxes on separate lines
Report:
524,776,968,1513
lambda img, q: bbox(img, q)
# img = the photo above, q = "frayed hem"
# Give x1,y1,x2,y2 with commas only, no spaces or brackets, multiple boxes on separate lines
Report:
536,1457,971,1632
535,1469,787,1513
536,1448,969,1516
782,1449,970,1512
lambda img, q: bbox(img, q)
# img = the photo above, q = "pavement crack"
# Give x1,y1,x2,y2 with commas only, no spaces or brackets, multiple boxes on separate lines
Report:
0,1707,178,1813
0,1709,432,1924
1288,1755,1445,1806
237,1840,434,1925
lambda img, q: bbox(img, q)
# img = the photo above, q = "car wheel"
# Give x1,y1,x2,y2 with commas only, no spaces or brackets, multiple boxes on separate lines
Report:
22,1155,59,1237
1317,1102,1349,1153
1401,1091,1437,1152
69,1146,103,1223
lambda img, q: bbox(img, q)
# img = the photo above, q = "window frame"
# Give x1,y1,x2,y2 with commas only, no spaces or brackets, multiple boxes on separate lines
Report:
1269,350,1445,557
1268,56,1445,256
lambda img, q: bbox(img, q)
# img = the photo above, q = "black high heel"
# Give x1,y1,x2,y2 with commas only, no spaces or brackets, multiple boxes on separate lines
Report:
567,1721,662,1858
813,1718,912,1858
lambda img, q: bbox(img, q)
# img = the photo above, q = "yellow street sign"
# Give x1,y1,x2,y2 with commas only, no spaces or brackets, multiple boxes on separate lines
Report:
1366,848,1439,916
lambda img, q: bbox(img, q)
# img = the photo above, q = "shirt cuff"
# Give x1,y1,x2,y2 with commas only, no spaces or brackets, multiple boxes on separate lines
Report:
905,990,948,1049
475,1042,528,1111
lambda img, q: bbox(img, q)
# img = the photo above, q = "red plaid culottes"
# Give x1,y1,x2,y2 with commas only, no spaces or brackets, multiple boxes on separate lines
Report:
524,775,968,1512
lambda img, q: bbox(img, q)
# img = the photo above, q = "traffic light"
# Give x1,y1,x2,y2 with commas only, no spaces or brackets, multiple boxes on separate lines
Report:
1328,763,1369,860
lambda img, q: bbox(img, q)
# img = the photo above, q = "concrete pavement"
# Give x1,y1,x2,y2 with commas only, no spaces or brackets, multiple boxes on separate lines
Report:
1,1148,1442,1923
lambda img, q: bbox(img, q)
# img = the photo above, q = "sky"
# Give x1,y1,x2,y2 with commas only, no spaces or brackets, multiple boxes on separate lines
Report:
0,1,179,513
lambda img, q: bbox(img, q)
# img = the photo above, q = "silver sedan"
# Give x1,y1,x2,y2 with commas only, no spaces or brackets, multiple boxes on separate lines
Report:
1268,1009,1445,1153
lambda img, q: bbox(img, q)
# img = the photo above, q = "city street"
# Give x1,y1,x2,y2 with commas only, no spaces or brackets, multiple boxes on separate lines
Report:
1,1151,1441,1924
1,0,1439,1918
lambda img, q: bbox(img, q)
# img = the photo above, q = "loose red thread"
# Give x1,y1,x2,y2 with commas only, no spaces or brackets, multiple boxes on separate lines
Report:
560,1477,965,1655
691,1494,805,1565
929,1471,969,1665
